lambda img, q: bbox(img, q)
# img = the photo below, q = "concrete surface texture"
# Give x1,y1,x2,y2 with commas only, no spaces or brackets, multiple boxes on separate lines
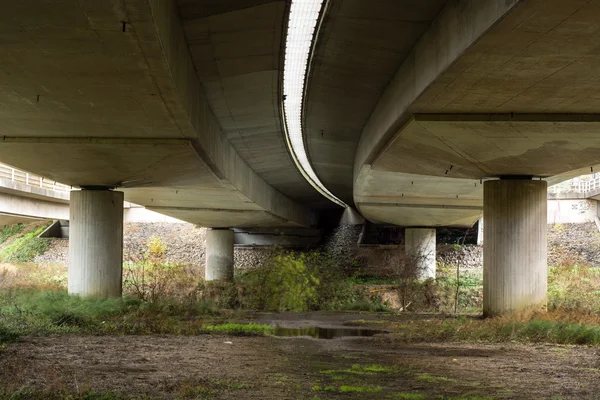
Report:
483,180,548,316
68,190,124,297
0,0,316,229
0,192,68,221
0,0,598,229
404,228,437,280
3,0,600,314
339,0,600,227
205,228,234,281
547,199,598,225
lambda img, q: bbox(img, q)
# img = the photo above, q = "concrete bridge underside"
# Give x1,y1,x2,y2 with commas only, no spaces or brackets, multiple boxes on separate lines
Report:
0,0,320,231
3,0,600,313
306,0,600,314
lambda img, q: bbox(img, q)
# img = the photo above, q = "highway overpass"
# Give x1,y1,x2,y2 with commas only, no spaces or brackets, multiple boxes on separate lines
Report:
1,0,599,314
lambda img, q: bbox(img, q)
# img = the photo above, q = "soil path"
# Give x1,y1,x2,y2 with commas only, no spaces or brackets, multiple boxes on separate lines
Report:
1,334,599,399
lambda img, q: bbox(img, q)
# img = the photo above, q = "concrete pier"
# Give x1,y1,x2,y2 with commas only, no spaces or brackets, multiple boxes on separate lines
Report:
483,179,547,316
404,228,436,280
68,189,124,297
205,228,234,281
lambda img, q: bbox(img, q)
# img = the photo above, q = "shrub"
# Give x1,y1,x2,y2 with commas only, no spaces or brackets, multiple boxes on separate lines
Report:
548,265,600,312
240,252,319,311
123,236,201,303
0,323,19,343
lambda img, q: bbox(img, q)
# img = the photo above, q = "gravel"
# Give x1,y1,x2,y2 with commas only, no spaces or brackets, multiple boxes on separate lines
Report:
33,222,600,272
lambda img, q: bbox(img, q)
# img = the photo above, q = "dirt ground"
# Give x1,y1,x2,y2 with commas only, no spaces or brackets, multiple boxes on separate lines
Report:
1,314,600,399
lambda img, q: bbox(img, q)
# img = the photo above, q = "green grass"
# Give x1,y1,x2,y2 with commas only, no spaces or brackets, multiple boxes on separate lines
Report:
0,289,238,337
0,289,135,331
0,289,277,338
313,385,382,393
0,223,25,245
0,222,52,262
0,323,19,343
338,385,382,393
201,323,274,336
321,364,399,376
391,315,600,346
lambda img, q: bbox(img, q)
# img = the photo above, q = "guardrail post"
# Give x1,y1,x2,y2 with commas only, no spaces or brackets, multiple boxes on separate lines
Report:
25,173,29,185
10,169,14,181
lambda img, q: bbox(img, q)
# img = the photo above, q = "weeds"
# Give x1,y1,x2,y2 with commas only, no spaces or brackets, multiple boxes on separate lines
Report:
0,223,25,245
0,222,52,263
0,289,236,337
238,251,386,312
201,323,274,336
389,311,600,345
338,385,382,393
0,323,19,343
321,364,399,376
123,236,201,303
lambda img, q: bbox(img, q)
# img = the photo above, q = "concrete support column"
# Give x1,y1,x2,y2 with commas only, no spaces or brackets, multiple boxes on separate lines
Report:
483,179,547,316
404,228,436,280
476,218,484,246
205,228,234,281
68,189,124,297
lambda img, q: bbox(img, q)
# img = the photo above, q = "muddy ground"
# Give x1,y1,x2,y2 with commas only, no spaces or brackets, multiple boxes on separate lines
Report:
1,313,599,399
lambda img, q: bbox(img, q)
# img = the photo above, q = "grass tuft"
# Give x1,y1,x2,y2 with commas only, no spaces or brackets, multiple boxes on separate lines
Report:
338,385,382,393
201,323,274,336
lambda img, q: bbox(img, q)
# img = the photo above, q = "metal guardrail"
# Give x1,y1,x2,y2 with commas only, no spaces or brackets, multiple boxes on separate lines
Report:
548,176,600,195
0,163,70,192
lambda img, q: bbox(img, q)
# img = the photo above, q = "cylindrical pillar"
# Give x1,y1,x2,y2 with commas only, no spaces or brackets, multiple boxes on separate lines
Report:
68,189,124,297
483,179,547,316
404,228,436,280
205,228,234,281
476,218,484,246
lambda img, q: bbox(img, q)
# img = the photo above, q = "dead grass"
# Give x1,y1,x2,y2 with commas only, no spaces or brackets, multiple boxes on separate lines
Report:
382,309,600,345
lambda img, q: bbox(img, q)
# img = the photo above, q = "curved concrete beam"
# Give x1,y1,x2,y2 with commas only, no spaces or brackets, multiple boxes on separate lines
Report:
354,0,520,178
135,1,318,227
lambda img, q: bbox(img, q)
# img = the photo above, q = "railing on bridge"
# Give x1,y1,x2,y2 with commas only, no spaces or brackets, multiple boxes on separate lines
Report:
548,175,600,195
0,163,70,192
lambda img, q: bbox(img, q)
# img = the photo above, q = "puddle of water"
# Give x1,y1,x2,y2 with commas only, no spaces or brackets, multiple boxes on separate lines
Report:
274,326,385,339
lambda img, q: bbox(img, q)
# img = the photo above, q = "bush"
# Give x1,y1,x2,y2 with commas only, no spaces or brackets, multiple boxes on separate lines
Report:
123,236,201,303
238,250,388,312
240,252,319,311
548,265,600,312
0,323,19,343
